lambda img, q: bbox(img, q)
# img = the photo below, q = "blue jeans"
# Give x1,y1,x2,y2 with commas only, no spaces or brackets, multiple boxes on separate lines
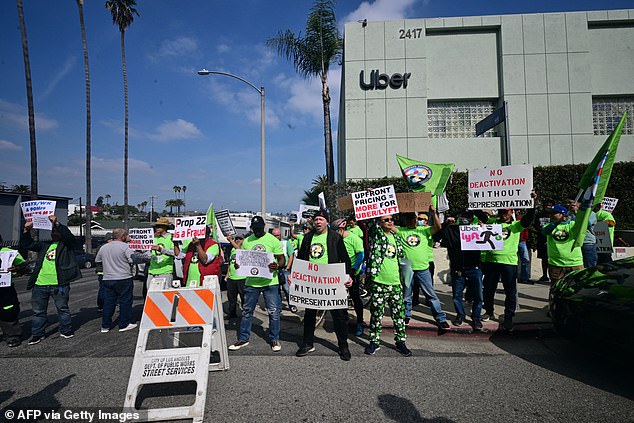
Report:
404,269,447,322
102,278,134,329
483,262,518,319
451,268,483,322
239,285,280,342
278,269,290,305
518,242,531,281
582,243,598,268
97,275,105,310
31,285,72,337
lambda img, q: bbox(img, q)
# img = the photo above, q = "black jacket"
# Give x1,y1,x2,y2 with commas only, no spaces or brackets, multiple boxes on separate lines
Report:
20,223,81,289
439,223,482,271
297,229,354,278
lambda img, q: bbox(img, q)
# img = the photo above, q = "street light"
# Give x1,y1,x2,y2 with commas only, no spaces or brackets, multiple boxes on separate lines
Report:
197,69,266,218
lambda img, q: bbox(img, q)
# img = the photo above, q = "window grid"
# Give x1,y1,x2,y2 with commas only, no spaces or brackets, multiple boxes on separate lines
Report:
592,97,634,135
427,101,497,138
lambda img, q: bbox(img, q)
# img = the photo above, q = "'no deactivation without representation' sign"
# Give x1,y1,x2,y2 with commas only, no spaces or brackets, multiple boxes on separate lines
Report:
287,258,348,310
173,215,206,241
129,228,154,250
20,200,56,230
459,224,504,250
352,185,399,221
468,165,533,210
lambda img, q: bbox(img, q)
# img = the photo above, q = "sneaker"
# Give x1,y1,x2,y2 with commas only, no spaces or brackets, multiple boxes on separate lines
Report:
472,320,483,332
97,308,103,313
438,321,450,331
295,345,315,357
338,346,351,361
503,316,514,332
28,335,45,345
355,322,364,336
404,317,411,326
60,332,74,339
395,341,412,357
538,275,550,282
481,312,492,322
100,327,110,333
119,323,138,332
364,342,380,355
271,340,282,352
452,316,463,327
7,338,21,348
228,340,250,351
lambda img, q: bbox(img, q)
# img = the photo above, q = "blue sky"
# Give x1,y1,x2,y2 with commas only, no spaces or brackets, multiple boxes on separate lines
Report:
0,0,631,214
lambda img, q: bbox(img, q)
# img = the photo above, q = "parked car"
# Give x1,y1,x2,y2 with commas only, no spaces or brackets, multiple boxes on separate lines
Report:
549,256,634,351
74,251,96,269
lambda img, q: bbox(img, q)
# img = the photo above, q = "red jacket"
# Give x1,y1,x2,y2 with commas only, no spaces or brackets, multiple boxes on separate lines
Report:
182,238,221,285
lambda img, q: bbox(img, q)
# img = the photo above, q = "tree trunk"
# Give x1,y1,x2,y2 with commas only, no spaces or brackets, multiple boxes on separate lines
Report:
78,0,92,253
121,31,129,230
16,0,38,201
321,72,334,184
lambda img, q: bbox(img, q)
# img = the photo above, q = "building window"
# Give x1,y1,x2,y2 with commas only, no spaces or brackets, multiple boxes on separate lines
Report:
592,97,634,135
428,101,497,138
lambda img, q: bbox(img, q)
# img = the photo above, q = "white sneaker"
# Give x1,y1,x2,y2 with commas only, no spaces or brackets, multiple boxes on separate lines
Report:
119,323,138,332
228,340,249,351
271,340,282,352
101,327,110,333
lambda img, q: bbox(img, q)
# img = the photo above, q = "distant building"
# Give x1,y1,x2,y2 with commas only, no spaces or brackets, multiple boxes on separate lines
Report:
337,9,634,180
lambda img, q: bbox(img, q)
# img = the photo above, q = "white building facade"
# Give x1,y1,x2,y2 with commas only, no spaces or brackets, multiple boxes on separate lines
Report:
337,9,634,180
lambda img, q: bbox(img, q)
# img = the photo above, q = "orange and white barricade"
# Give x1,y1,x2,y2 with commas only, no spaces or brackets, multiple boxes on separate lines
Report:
124,275,228,422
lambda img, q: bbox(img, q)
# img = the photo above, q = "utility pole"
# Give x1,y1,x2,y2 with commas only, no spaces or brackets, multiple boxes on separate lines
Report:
150,195,156,222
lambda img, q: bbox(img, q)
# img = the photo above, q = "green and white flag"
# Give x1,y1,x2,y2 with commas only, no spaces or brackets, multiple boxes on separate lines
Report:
396,154,454,208
206,202,218,241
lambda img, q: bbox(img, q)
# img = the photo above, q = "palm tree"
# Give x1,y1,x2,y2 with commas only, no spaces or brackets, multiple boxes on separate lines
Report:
16,0,38,200
165,199,176,215
105,193,111,206
139,200,147,212
12,184,30,193
267,0,342,184
173,185,180,199
105,0,139,229
182,185,187,212
173,199,185,216
77,0,92,253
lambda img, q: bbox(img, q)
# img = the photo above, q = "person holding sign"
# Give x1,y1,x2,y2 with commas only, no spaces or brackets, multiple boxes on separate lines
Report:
0,235,27,347
295,209,354,361
20,215,81,345
143,218,178,292
594,203,616,265
365,214,412,356
541,205,583,287
224,234,247,318
181,225,221,288
481,192,536,332
229,216,285,352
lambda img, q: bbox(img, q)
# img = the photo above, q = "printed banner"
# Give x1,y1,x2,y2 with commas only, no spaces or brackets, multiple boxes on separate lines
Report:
173,215,206,241
459,224,504,250
0,250,18,287
595,221,613,253
287,258,348,310
468,165,533,210
235,249,274,279
601,197,618,213
352,185,399,221
20,200,56,230
216,209,236,237
141,354,198,379
298,204,320,222
129,228,154,251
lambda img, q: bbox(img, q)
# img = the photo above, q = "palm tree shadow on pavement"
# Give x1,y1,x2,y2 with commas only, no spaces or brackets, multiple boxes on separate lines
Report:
378,394,456,423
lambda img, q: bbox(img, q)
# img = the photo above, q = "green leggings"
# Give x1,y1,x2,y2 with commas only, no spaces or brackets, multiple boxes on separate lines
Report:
368,283,406,343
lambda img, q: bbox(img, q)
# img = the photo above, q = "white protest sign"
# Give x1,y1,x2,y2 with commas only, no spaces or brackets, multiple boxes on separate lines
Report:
215,209,236,237
235,249,274,279
468,165,533,210
20,200,56,230
129,228,154,250
352,185,399,221
595,221,613,254
459,224,504,250
287,258,348,310
298,204,320,222
601,197,618,213
289,211,300,223
173,215,206,241
0,250,19,287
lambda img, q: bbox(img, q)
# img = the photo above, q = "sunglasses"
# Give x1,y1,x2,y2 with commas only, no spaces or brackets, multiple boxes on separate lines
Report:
380,218,394,222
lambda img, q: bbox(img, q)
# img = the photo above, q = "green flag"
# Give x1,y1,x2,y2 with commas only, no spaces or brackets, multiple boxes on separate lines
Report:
206,202,218,240
396,154,455,198
570,112,627,250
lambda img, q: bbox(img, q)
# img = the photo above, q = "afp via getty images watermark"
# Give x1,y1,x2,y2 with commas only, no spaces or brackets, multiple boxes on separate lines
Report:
2,407,145,423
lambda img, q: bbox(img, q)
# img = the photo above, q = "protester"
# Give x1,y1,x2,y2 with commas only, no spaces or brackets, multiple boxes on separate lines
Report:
96,232,114,311
332,217,366,336
568,199,598,268
295,209,354,360
224,234,246,318
20,215,81,345
517,211,531,283
542,204,584,286
396,208,450,330
411,211,436,306
145,217,178,291
272,228,295,312
365,214,412,356
534,204,552,283
438,211,484,331
481,192,536,331
347,214,364,239
181,225,221,288
0,235,26,347
95,228,145,333
229,216,285,352
594,203,616,264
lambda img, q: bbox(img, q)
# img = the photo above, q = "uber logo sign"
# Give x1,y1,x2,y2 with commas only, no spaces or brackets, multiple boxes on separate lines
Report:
359,70,411,90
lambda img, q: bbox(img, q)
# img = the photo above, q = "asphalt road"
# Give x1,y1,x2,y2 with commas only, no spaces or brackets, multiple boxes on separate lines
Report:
1,271,633,423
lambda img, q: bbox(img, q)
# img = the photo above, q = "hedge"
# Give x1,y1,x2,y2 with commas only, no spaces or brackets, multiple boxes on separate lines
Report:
321,161,634,230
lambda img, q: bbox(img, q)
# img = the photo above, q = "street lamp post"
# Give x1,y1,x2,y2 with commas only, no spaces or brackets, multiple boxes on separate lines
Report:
197,69,266,218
